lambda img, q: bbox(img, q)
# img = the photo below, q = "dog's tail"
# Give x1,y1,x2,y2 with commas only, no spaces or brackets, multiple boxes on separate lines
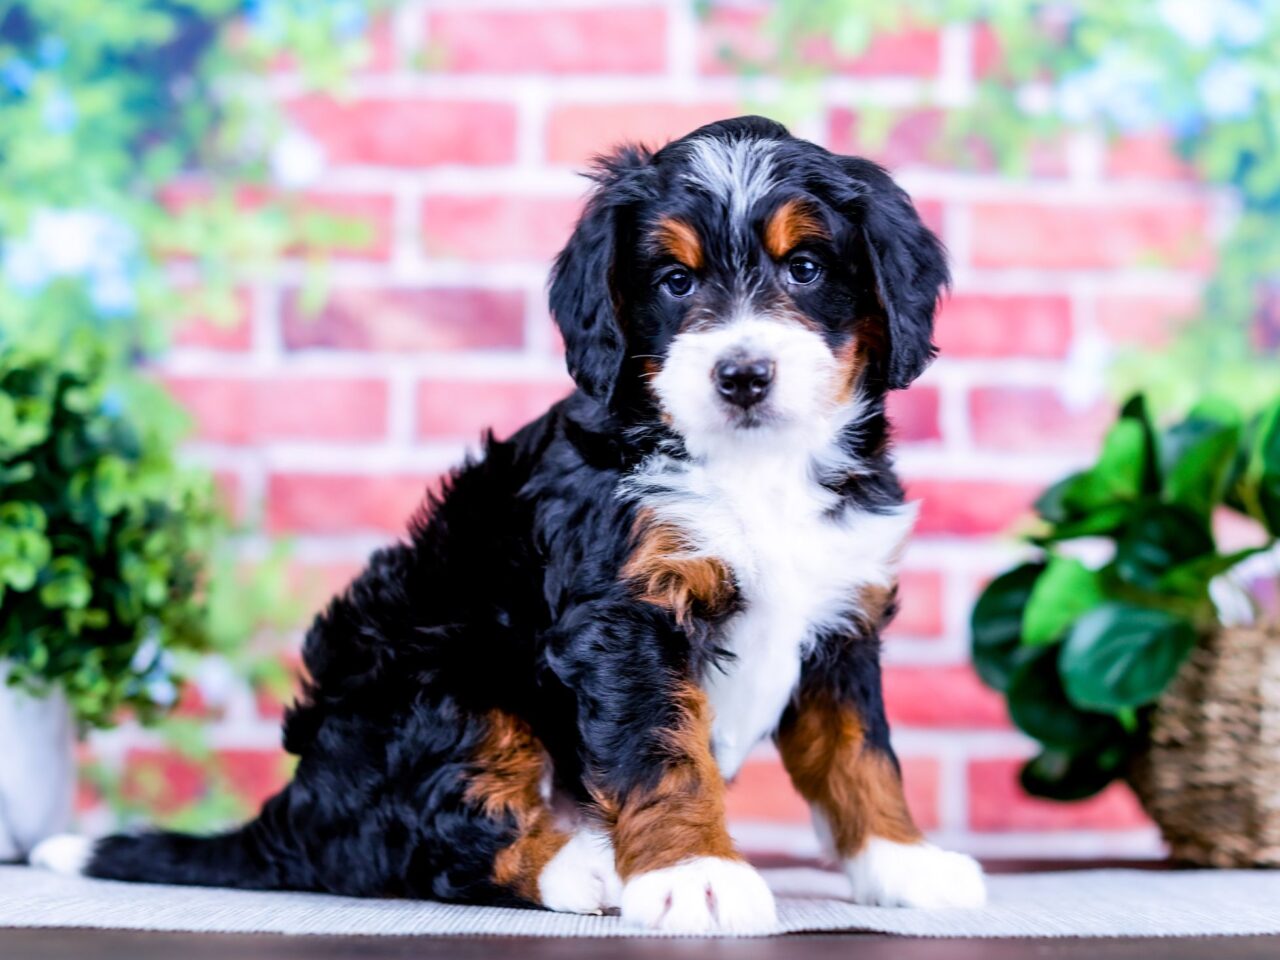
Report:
29,813,299,891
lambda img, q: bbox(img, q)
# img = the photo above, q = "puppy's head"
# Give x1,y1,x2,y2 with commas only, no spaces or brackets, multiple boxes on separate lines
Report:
550,116,947,455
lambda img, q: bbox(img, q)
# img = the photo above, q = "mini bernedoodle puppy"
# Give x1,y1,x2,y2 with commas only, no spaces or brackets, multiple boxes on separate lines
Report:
33,116,986,933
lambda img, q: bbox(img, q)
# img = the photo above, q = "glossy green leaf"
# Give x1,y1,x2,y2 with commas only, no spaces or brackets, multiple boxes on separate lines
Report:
1253,400,1280,536
1006,646,1124,748
1059,604,1197,711
1019,746,1125,802
1021,555,1105,646
1113,503,1214,589
1158,546,1268,600
1059,418,1149,515
1161,401,1242,520
971,562,1044,691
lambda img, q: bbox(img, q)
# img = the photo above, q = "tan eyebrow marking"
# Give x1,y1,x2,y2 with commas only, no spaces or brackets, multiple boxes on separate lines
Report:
763,198,830,259
651,217,703,270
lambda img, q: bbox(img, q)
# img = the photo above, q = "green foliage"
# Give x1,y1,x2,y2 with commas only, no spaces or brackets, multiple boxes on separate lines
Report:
0,1,381,349
0,2,378,827
760,1,1280,409
0,322,216,727
971,393,1280,801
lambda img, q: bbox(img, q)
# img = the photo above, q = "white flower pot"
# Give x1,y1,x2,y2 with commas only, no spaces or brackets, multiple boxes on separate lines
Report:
0,663,75,862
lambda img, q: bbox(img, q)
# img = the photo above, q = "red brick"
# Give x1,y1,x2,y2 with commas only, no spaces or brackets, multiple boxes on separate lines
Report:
173,289,253,351
907,479,1039,536
74,757,101,815
887,386,941,443
546,103,741,167
914,198,945,237
936,294,1072,358
894,571,946,637
162,183,394,261
725,757,810,824
969,388,1111,453
422,194,583,262
886,569,945,639
241,14,397,75
828,109,944,171
968,757,1151,832
288,561,365,607
298,192,396,260
220,749,293,811
1095,292,1199,348
828,109,1065,177
417,378,574,442
698,8,939,77
122,748,290,816
725,756,939,831
283,288,526,352
884,664,1011,729
266,473,438,535
427,7,666,74
1107,133,1196,182
165,377,388,445
287,97,517,167
971,201,1212,270
972,23,1003,78
902,757,941,831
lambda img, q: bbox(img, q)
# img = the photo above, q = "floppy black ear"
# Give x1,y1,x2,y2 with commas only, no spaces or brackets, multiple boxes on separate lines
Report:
840,157,949,390
549,146,654,405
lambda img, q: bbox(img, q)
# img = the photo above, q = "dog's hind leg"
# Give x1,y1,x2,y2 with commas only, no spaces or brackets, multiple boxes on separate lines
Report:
464,709,620,913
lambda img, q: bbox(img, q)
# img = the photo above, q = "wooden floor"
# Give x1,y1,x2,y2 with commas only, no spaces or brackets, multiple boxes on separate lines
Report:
4,928,1279,960
3,860,1275,959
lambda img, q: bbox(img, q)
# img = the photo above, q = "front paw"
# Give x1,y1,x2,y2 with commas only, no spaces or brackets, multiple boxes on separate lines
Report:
538,828,622,915
844,838,986,908
620,856,777,934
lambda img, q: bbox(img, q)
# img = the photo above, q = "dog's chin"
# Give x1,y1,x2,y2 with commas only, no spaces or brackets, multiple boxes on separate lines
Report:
722,403,775,431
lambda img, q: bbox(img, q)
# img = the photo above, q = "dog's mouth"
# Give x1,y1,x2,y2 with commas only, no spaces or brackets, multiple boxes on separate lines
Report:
720,401,776,431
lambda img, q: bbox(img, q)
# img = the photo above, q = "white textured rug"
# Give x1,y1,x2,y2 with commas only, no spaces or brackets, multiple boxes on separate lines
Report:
2,865,1279,939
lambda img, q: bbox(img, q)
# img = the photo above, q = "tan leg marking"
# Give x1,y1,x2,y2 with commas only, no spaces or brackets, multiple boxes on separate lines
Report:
777,692,921,857
598,683,739,880
466,711,569,902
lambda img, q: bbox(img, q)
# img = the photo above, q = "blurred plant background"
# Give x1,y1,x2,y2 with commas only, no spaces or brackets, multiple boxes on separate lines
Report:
0,0,378,830
1,0,1276,857
764,0,1280,411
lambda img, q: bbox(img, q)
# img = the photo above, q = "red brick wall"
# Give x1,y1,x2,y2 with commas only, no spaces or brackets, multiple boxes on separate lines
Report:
85,0,1218,859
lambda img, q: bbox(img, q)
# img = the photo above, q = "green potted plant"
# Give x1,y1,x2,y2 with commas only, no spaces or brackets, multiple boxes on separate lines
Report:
0,319,220,860
971,394,1280,864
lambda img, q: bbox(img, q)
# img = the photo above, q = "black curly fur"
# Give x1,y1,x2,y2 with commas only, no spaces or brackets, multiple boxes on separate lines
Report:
82,116,948,906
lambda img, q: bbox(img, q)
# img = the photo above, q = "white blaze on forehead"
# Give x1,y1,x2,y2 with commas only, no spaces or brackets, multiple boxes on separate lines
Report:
682,136,779,225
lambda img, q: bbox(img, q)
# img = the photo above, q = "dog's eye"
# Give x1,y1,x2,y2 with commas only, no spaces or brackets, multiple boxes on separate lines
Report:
661,269,696,299
787,256,822,285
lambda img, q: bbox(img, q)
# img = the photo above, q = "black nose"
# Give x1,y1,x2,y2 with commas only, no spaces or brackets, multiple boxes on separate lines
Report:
714,358,775,408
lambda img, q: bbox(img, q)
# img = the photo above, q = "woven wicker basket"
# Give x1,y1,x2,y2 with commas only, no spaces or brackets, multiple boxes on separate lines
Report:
1128,623,1280,867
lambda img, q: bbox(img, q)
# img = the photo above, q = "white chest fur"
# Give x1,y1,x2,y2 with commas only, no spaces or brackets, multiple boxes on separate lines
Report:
624,445,916,780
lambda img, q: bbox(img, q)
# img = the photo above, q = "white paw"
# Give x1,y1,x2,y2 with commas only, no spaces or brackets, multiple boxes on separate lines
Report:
844,838,986,908
538,828,622,914
620,856,777,934
29,834,92,876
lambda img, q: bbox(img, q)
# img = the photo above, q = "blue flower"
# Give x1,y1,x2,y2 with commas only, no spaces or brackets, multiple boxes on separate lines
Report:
89,269,137,317
42,89,77,134
1057,50,1165,132
100,388,126,418
1159,0,1268,49
330,0,367,39
1199,60,1259,119
0,57,34,94
37,36,67,67
1,209,140,316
